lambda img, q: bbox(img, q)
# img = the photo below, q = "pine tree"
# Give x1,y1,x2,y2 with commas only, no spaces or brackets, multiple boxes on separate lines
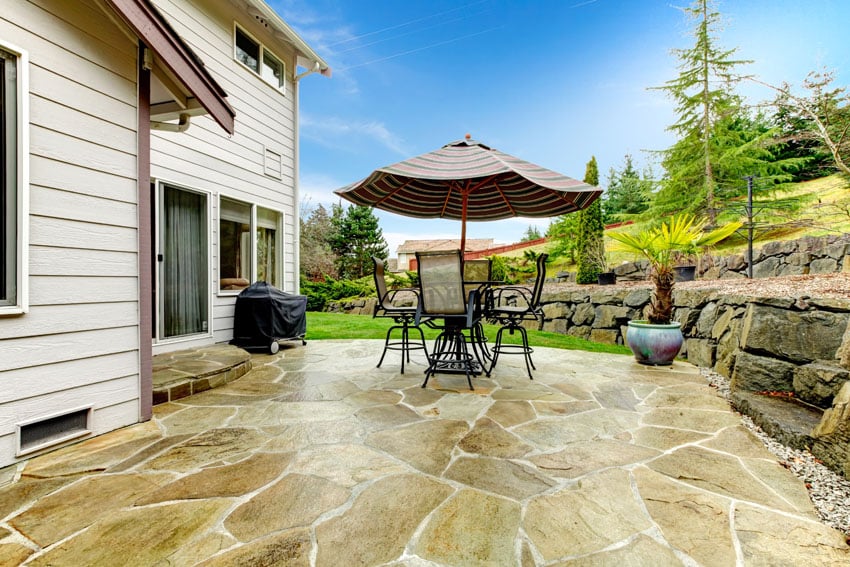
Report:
603,154,651,222
576,157,605,284
300,204,338,282
653,0,751,223
329,205,388,279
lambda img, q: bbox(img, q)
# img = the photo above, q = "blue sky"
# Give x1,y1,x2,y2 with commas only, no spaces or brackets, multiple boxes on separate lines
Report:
271,0,850,257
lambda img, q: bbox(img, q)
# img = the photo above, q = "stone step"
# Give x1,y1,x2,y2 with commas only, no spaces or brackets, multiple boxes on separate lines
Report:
152,345,252,405
731,390,823,451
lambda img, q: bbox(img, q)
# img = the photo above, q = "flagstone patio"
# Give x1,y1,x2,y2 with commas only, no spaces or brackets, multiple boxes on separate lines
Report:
1,340,848,565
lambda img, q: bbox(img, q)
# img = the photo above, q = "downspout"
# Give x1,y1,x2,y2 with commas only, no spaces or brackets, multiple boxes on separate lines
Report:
293,68,303,294
151,113,191,132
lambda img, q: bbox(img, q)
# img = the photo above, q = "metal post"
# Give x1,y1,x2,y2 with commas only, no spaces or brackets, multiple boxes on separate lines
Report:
745,176,754,279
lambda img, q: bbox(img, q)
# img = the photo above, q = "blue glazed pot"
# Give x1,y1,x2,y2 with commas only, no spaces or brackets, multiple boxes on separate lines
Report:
626,320,683,366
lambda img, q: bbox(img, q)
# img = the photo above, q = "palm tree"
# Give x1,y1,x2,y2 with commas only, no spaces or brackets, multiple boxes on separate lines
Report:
608,214,741,323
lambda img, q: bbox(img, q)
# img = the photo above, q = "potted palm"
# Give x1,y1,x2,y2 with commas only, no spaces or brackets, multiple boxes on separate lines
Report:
608,214,741,365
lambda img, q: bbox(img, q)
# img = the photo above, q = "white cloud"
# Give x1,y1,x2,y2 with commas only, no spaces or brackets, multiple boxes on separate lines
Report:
301,114,410,157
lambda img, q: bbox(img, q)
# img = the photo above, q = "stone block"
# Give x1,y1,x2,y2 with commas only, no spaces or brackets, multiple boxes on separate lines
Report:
673,307,701,336
672,289,713,308
776,262,807,276
752,257,780,278
731,351,795,392
592,305,631,328
740,304,849,363
687,338,715,368
695,302,718,337
543,319,568,334
589,328,619,345
588,289,627,305
711,306,741,340
838,320,850,370
809,257,838,274
623,288,651,308
572,303,595,326
793,361,850,408
726,253,747,271
542,302,572,320
567,325,591,340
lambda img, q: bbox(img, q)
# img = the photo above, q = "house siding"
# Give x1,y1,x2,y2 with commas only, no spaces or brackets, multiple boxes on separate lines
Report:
149,0,300,351
0,0,142,465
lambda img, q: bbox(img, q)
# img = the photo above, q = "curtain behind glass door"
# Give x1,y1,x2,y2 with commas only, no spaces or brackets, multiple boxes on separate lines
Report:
162,186,207,338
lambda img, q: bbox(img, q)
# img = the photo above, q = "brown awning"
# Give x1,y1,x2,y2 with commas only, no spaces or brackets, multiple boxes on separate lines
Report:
103,0,236,134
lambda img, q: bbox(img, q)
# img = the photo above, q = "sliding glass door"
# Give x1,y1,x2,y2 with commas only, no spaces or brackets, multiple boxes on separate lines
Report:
159,184,208,339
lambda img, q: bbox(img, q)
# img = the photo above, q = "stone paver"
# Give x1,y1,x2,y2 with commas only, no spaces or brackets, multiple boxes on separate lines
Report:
1,339,847,566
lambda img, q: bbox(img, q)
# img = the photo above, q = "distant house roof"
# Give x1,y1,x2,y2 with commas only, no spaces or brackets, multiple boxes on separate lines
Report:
396,239,494,254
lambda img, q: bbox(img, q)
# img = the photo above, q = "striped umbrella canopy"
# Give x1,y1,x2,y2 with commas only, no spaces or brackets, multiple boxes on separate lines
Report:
334,136,602,252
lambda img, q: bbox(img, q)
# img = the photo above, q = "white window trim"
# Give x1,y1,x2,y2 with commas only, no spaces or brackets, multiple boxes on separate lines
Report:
217,195,285,296
152,178,213,345
0,40,29,316
233,23,286,94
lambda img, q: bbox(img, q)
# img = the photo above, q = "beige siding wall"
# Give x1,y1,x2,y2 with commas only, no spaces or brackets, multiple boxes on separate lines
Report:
150,0,300,350
0,0,142,467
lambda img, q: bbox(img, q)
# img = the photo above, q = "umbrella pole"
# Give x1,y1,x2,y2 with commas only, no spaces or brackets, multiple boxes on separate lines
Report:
460,191,468,256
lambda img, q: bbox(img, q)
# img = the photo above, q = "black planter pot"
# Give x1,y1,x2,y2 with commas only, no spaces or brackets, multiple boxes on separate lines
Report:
674,265,696,282
597,272,616,285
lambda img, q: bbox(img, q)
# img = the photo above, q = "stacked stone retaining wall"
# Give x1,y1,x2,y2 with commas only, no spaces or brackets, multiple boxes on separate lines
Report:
556,233,850,282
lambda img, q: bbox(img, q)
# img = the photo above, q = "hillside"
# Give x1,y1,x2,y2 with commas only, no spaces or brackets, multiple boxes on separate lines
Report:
541,174,850,274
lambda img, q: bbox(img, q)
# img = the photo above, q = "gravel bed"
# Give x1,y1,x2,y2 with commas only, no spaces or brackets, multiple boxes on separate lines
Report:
701,367,850,536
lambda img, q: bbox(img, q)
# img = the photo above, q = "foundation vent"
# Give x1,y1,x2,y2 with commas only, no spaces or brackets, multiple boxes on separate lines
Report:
18,407,91,456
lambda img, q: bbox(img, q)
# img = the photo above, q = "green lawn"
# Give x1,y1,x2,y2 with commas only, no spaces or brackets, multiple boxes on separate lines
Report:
305,311,631,355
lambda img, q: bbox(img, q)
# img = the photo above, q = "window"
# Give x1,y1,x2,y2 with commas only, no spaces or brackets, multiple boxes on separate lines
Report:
0,44,26,313
234,26,285,91
219,198,282,292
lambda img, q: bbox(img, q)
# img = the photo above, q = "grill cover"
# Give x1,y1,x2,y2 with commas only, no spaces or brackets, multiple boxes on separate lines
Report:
231,282,307,349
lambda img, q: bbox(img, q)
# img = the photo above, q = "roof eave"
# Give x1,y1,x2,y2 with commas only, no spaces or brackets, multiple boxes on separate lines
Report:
103,0,236,134
238,0,331,78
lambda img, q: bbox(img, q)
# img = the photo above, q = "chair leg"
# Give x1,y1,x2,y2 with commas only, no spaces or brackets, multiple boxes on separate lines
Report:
379,322,428,374
488,323,535,380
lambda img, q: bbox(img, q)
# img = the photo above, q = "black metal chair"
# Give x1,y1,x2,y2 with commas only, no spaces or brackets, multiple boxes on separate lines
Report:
416,250,482,390
372,256,428,373
463,258,494,369
486,253,548,379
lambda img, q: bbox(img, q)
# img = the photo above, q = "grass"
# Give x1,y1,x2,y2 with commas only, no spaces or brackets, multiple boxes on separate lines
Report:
305,311,632,355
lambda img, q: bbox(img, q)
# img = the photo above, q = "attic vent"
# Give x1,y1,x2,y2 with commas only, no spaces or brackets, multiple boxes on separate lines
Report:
17,407,91,456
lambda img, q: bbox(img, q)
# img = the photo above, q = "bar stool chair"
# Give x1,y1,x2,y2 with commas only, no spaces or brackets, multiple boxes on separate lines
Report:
416,250,482,390
487,253,548,379
372,257,428,373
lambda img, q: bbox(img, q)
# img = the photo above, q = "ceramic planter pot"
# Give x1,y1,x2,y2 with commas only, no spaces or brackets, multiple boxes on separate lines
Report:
626,320,683,365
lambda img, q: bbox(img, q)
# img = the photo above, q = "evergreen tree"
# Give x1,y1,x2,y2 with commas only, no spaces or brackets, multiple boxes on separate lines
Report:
329,205,388,279
576,157,605,284
653,0,751,223
300,204,338,282
603,154,651,222
521,225,543,242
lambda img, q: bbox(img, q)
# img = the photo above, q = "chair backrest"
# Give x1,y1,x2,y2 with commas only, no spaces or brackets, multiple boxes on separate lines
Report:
530,253,549,307
463,258,492,303
416,250,466,315
372,256,390,307
463,258,492,282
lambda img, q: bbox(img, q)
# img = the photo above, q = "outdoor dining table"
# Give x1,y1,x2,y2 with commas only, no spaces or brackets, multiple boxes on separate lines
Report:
422,279,503,376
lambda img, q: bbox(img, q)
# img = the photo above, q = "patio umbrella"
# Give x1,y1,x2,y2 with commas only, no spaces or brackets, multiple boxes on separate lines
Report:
334,135,602,252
